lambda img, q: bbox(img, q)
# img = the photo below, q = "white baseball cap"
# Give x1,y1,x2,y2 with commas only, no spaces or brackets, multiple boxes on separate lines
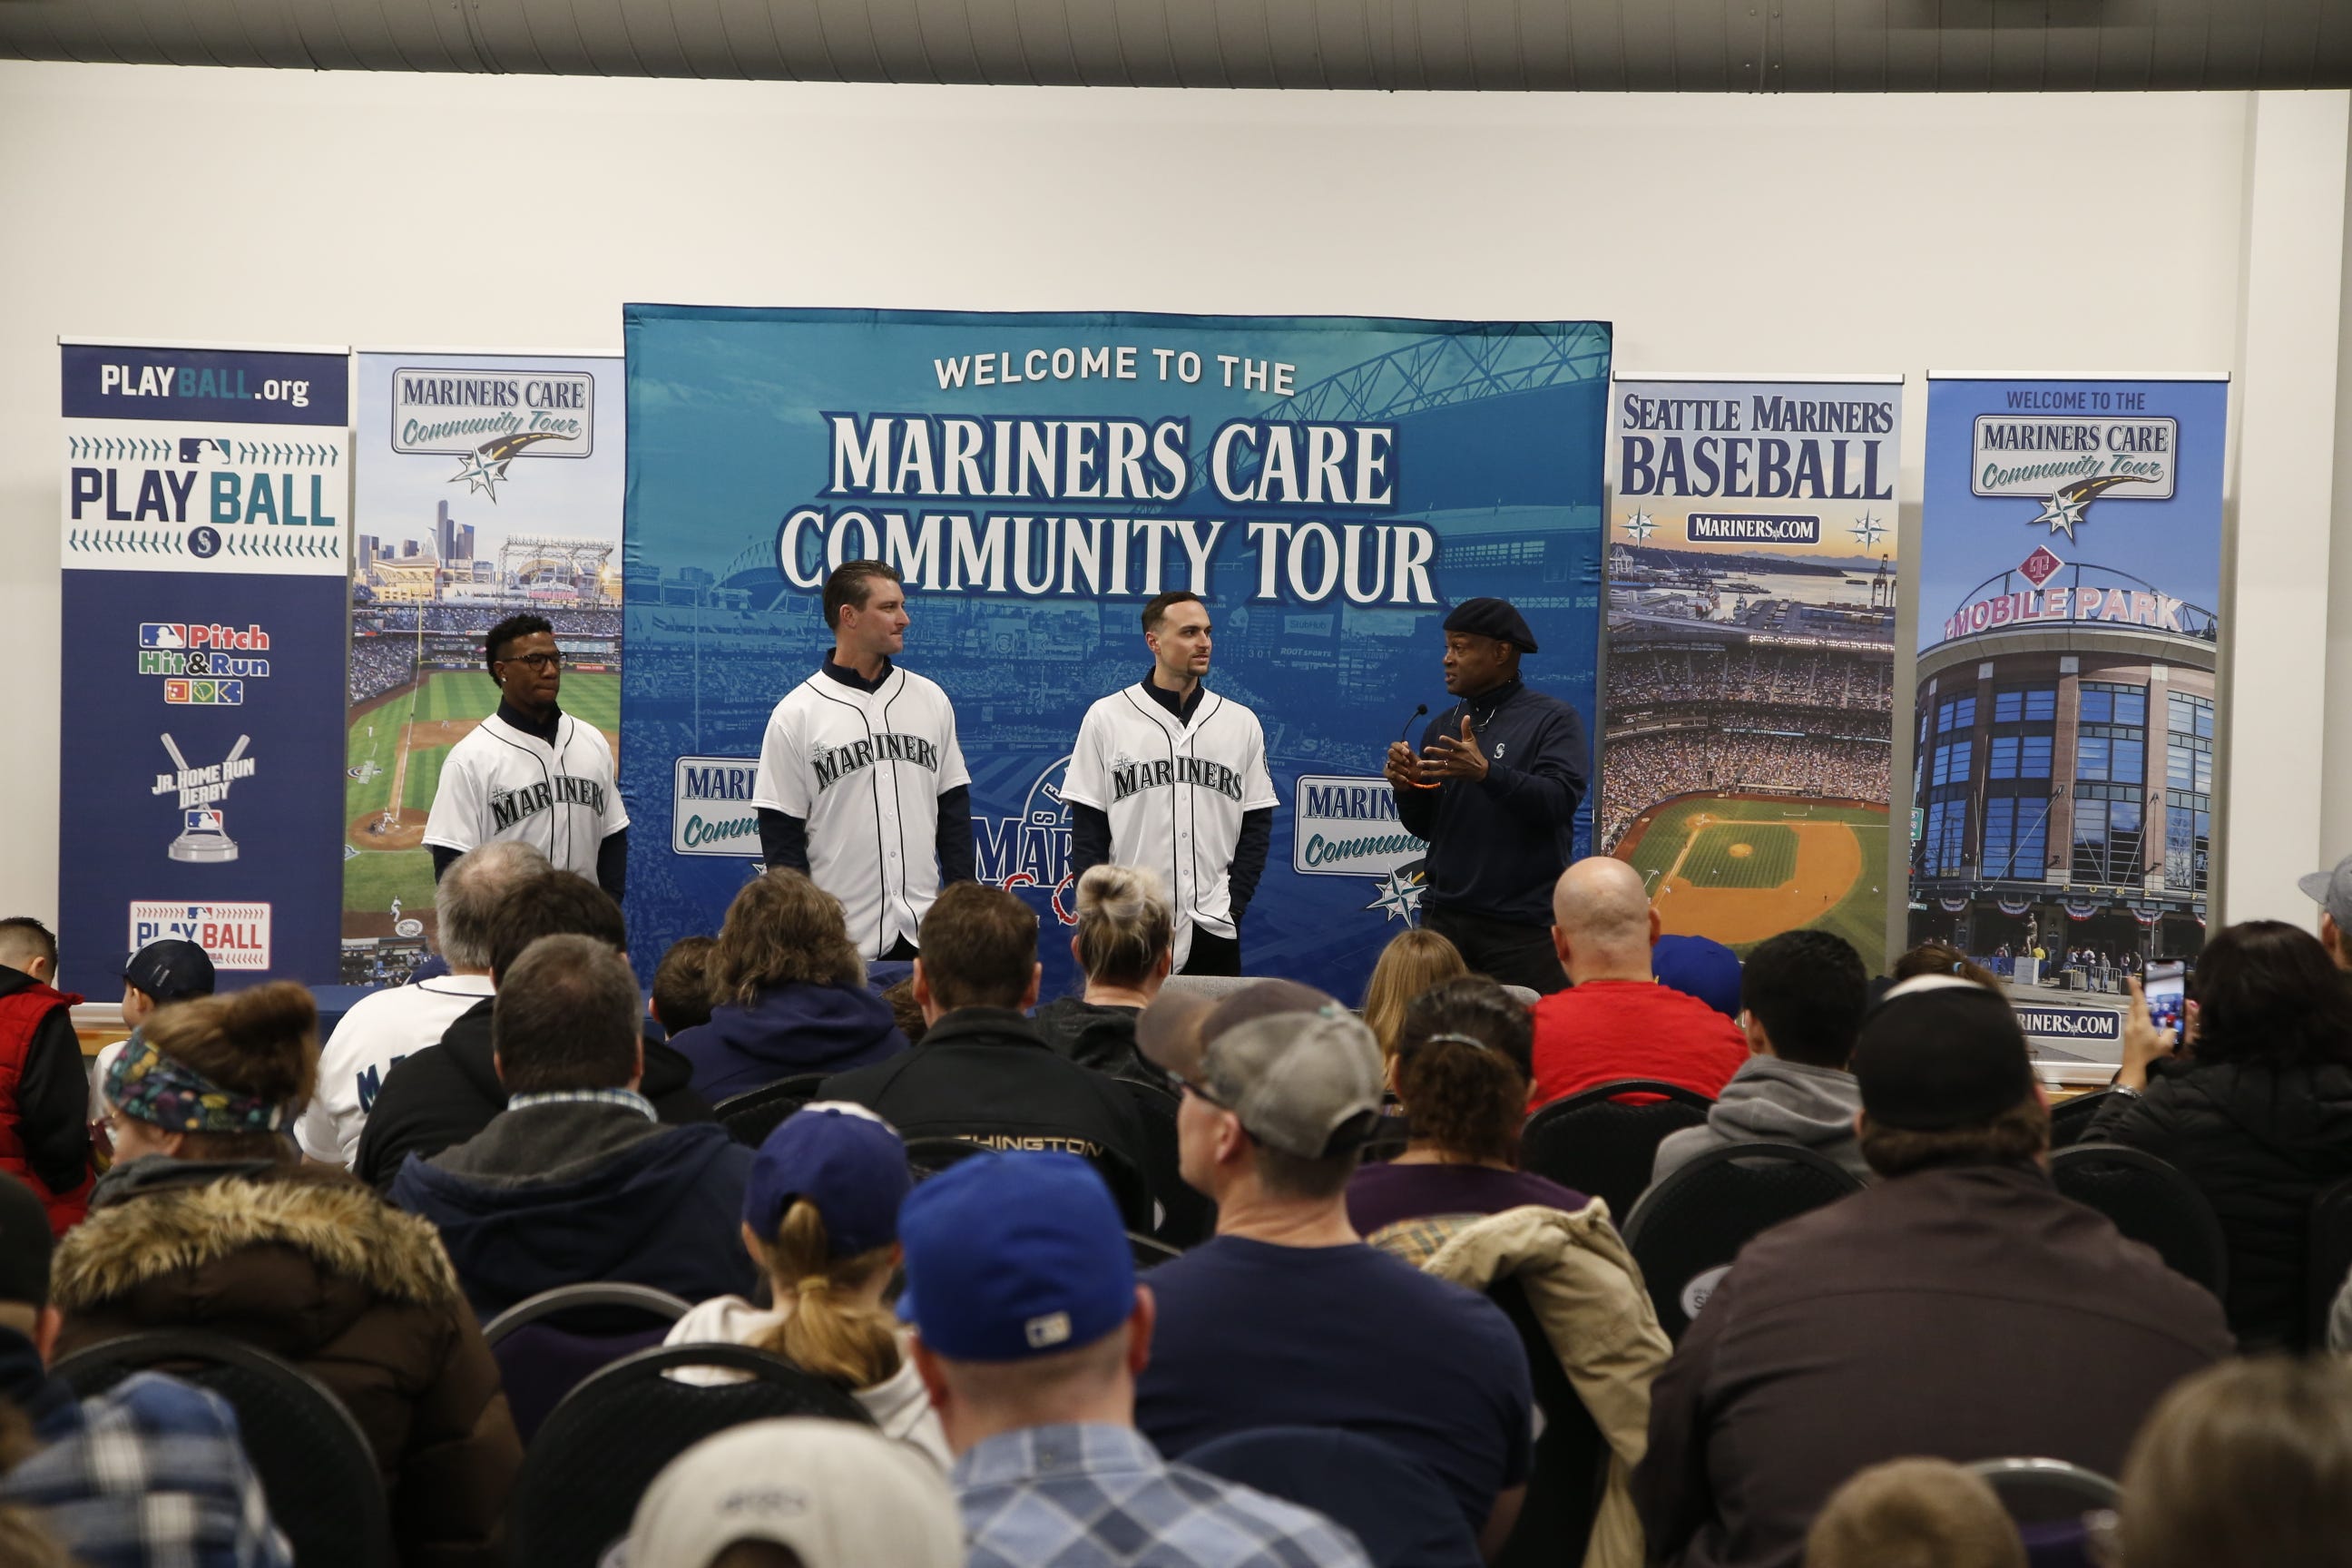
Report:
618,1418,961,1568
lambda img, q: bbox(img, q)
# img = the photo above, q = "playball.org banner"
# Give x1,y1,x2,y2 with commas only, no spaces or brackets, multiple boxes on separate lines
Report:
621,307,1610,1001
57,338,352,995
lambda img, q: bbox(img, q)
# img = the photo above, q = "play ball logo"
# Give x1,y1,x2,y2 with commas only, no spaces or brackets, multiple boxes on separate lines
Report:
128,900,272,970
188,526,222,558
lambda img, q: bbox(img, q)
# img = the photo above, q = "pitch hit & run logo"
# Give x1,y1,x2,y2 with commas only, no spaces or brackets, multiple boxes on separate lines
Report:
138,622,271,705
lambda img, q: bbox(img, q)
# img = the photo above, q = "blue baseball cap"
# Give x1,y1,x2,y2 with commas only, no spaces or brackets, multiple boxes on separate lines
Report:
742,1104,909,1258
1653,934,1743,1021
897,1152,1135,1363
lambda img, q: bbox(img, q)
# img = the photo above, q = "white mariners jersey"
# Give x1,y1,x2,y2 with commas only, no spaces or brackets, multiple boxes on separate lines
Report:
1063,683,1278,967
752,665,971,959
421,710,627,879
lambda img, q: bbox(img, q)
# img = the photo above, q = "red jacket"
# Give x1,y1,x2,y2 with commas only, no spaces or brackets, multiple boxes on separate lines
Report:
0,977,93,1233
1528,979,1749,1109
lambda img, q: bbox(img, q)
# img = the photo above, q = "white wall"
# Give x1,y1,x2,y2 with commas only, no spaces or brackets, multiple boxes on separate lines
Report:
1,64,2338,937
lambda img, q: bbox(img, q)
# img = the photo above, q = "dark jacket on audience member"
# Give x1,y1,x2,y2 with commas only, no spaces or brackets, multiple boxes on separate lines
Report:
387,1100,758,1322
666,982,907,1101
2085,1055,2352,1349
1029,996,1167,1087
50,1158,522,1568
1634,1161,2230,1568
351,999,713,1191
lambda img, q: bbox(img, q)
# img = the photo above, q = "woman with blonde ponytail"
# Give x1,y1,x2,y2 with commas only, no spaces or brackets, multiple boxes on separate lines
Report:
663,1103,949,1465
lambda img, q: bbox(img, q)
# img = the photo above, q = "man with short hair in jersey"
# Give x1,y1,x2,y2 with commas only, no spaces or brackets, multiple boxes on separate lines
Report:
423,612,629,898
1064,591,1277,977
754,560,975,961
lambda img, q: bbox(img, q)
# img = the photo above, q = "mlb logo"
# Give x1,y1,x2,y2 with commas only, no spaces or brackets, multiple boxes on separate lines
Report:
184,808,225,832
141,623,189,650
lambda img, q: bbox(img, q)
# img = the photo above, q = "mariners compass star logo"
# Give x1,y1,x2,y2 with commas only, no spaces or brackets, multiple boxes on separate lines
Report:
2025,475,2142,543
1848,512,1887,549
449,430,567,503
1364,868,1426,923
1621,507,1657,542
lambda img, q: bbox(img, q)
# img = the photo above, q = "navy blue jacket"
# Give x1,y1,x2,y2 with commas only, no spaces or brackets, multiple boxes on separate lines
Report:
1394,679,1588,926
667,982,908,1102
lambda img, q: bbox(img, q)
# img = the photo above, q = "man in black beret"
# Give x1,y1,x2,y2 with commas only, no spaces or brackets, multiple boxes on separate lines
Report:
1633,977,2232,1568
1384,597,1587,993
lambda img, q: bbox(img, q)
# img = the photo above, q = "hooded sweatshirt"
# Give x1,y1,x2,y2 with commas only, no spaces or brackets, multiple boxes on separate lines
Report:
1649,1056,1870,1188
667,983,907,1101
387,1102,758,1321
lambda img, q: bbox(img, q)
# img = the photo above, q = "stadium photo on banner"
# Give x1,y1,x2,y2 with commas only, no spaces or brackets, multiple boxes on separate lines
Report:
1601,376,1902,970
342,354,624,983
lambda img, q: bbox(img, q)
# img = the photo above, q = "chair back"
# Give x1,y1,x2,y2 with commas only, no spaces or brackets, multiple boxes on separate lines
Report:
2051,1144,2229,1298
509,1342,873,1568
54,1329,392,1568
1125,1078,1216,1247
1621,1142,1865,1339
1184,1426,1481,1568
712,1072,833,1146
2307,1173,2352,1349
2048,1089,2118,1150
482,1284,694,1445
1521,1080,1713,1224
1157,974,1264,1003
1128,1231,1182,1270
1967,1456,2119,1568
1488,1276,1608,1568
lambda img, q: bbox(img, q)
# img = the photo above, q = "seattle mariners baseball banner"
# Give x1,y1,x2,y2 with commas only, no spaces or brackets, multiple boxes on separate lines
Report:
1909,373,2228,1035
342,353,624,984
1602,375,1903,970
58,339,352,995
622,308,1609,999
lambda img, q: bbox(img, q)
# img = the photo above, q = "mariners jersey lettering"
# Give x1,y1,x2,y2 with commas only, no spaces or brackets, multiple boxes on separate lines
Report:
422,711,626,879
1064,683,1278,968
753,665,971,960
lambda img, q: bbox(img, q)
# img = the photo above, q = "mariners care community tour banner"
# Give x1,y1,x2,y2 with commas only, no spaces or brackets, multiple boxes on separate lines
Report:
1909,375,2227,995
1602,376,1902,970
342,353,623,984
58,340,351,995
623,308,1610,1000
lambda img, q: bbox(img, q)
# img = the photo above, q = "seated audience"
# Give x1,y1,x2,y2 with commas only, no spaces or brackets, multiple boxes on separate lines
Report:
390,934,757,1319
0,1169,293,1568
1031,864,1176,1084
0,919,92,1233
883,978,927,1046
662,1103,948,1464
1132,982,1534,1554
2112,1357,2352,1568
1801,1459,2023,1568
1891,942,1999,989
1652,935,1743,1022
1633,981,2231,1568
2301,851,2352,971
298,842,547,1167
87,938,217,1157
1346,976,1586,1238
1651,930,1872,1187
619,1417,965,1568
902,1150,1373,1568
1528,859,1748,1107
51,984,521,1567
820,884,1147,1204
669,871,906,1100
1360,928,1468,1061
353,872,713,1190
649,934,718,1035
2087,919,2352,1349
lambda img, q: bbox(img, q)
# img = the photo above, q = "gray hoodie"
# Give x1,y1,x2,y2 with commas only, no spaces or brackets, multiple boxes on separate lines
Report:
1650,1055,1872,1186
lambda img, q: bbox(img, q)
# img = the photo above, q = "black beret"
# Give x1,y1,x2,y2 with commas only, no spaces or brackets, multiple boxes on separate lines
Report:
1852,980,2037,1132
1441,598,1538,654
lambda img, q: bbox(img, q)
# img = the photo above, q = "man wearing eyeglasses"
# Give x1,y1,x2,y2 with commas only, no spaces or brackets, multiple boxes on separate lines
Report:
422,612,629,898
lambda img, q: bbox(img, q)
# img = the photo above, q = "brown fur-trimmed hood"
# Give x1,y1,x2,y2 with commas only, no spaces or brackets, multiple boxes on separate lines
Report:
52,1162,463,1314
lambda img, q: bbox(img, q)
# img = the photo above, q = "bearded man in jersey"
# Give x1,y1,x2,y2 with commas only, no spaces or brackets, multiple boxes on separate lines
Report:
424,612,629,898
1064,592,1277,977
754,561,975,961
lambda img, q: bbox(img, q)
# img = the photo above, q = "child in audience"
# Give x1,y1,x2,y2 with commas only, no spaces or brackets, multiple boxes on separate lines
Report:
1359,927,1467,1061
649,934,718,1035
1803,1459,2024,1568
2112,1357,2352,1568
662,1103,949,1466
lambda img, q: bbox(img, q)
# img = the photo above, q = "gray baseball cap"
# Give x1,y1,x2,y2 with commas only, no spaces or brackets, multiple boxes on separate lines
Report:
2300,852,2352,927
1139,980,1384,1159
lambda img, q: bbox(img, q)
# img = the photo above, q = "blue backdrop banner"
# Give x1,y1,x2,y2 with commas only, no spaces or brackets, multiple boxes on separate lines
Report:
622,308,1609,1001
58,340,352,995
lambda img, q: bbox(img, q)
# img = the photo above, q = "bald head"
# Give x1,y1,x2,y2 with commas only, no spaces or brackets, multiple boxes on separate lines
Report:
1550,858,1661,984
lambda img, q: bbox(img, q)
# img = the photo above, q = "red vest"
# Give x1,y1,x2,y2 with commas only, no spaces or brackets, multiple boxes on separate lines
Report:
0,981,93,1234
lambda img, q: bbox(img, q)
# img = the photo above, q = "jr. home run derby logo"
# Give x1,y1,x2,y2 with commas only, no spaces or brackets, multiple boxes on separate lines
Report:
979,757,1079,926
152,732,255,863
392,368,594,504
1291,775,1429,922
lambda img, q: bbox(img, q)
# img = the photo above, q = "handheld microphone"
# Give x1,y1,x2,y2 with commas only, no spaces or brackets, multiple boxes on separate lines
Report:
1396,702,1428,745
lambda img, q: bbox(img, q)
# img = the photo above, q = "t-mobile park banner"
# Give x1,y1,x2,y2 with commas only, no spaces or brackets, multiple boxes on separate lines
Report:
1602,376,1902,970
343,354,624,984
623,308,1610,999
58,340,351,995
1910,375,2227,1024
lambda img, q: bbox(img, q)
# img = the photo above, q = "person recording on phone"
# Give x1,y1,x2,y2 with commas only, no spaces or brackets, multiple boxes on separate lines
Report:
1384,599,1587,995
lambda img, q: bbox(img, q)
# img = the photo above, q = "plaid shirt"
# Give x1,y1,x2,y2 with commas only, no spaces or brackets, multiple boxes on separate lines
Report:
956,1423,1372,1568
0,1371,292,1568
